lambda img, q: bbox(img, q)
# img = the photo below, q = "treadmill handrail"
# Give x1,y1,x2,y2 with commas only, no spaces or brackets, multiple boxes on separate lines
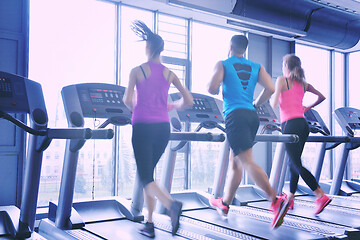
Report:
90,129,114,139
307,135,351,143
170,132,225,151
0,110,92,139
171,121,226,151
169,132,225,142
0,111,47,136
254,134,299,143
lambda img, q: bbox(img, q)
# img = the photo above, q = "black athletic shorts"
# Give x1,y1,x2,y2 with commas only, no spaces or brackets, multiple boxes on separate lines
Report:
225,108,259,156
132,122,170,187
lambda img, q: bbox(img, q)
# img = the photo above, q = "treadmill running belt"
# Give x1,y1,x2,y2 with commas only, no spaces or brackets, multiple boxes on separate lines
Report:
182,208,329,240
248,200,360,230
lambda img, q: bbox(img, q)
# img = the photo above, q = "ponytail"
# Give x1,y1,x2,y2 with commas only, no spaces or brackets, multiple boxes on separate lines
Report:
291,66,305,82
283,54,305,83
131,20,164,59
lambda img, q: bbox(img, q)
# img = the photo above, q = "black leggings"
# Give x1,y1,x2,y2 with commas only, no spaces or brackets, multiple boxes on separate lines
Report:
281,118,318,194
132,122,170,188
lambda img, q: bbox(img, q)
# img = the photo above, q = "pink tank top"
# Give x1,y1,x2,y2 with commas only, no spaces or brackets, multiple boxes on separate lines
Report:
279,80,305,123
132,61,170,124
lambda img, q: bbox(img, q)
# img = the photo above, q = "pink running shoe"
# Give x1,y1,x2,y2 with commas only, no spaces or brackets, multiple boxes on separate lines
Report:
270,195,290,229
280,193,294,210
314,194,332,215
210,197,229,217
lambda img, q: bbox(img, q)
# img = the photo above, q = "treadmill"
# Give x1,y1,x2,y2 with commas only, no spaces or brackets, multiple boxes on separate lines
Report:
246,108,360,239
39,83,252,240
0,72,95,239
331,107,360,195
129,93,288,240
292,109,360,210
156,96,345,240
208,102,359,240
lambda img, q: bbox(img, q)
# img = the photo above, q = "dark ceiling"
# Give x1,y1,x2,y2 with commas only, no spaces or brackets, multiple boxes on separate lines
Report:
232,0,360,49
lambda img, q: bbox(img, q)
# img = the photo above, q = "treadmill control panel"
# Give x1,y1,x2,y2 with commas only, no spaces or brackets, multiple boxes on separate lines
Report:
0,71,29,113
335,107,360,136
62,83,132,120
170,93,224,123
255,101,278,123
85,88,122,106
0,77,13,97
304,109,330,135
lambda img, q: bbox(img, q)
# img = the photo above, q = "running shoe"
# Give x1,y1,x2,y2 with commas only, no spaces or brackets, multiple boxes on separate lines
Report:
280,193,294,210
139,222,155,238
169,200,182,235
270,195,290,229
209,197,230,217
314,194,332,215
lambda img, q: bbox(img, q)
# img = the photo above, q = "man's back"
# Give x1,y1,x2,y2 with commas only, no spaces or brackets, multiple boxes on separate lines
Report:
222,56,260,117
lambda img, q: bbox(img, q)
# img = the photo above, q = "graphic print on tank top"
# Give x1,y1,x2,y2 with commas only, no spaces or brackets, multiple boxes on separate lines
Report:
233,63,252,90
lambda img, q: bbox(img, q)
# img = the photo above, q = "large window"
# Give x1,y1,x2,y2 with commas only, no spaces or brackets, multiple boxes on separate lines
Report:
191,22,239,191
349,51,360,180
29,0,355,207
192,23,239,96
296,44,331,179
29,0,116,206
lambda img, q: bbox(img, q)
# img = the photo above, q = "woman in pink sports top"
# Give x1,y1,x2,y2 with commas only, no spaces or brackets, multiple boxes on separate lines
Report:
271,54,331,215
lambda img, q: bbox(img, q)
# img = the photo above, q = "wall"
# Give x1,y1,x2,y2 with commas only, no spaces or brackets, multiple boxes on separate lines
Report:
0,0,29,206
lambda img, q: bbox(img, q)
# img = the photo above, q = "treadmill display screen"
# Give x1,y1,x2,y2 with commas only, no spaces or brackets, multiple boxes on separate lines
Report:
89,88,122,105
0,77,13,97
192,98,212,112
256,106,271,117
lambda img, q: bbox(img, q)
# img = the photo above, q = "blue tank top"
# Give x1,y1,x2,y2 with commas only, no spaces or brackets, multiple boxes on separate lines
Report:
222,56,260,117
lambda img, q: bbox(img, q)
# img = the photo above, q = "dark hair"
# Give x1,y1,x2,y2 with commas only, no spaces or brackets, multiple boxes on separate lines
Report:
231,35,248,54
131,20,164,59
283,54,305,83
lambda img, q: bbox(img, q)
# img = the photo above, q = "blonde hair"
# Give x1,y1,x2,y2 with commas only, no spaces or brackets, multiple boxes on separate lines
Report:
283,54,305,83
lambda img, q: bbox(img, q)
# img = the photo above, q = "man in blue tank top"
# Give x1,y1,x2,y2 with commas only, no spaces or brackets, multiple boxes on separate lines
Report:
208,35,290,229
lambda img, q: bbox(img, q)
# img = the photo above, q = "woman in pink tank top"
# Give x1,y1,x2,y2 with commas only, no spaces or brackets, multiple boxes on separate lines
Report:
271,54,331,215
123,21,193,238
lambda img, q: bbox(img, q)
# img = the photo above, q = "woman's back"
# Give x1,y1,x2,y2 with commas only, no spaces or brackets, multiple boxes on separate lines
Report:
279,79,305,123
132,61,170,124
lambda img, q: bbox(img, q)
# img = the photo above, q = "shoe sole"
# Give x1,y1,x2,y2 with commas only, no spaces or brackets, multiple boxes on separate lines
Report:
315,198,332,215
171,202,182,235
209,201,228,217
272,200,290,229
139,230,155,238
